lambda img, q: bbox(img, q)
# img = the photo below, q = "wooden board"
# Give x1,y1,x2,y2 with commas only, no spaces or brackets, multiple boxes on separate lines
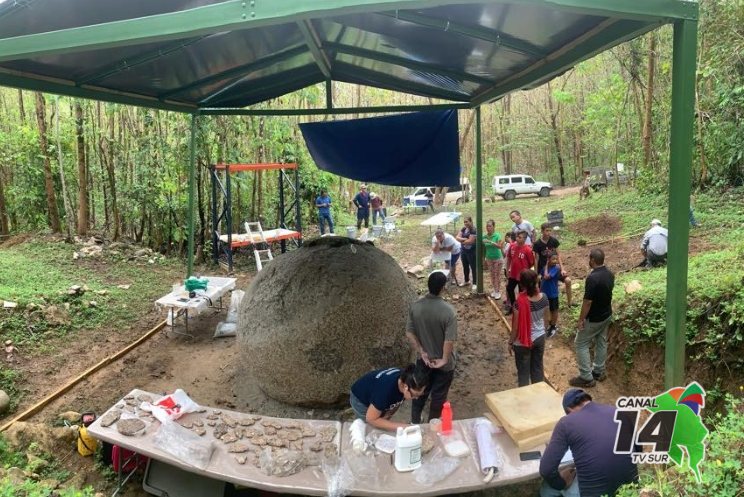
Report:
513,430,553,451
485,382,565,442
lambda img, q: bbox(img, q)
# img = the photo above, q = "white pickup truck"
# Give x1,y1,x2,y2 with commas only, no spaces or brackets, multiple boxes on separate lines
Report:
491,174,552,200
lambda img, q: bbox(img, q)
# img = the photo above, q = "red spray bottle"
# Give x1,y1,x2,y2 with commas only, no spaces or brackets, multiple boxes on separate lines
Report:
441,401,453,434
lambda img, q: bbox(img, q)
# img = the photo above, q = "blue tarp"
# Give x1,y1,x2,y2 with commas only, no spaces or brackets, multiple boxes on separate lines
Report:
299,110,461,187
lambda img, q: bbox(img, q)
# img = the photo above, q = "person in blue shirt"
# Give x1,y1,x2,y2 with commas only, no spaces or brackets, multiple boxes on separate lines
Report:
349,364,429,431
353,184,371,230
542,253,561,337
316,189,334,235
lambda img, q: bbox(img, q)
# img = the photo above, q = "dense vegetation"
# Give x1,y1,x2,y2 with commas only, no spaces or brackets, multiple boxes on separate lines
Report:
0,0,742,252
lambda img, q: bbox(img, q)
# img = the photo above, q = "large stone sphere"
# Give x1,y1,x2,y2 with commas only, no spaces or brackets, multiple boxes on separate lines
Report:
237,237,416,406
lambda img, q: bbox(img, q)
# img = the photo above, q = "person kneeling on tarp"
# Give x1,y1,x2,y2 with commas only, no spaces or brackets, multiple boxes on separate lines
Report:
349,364,429,431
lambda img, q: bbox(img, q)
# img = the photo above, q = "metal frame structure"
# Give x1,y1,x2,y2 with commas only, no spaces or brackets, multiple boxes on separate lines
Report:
210,162,302,273
0,0,698,387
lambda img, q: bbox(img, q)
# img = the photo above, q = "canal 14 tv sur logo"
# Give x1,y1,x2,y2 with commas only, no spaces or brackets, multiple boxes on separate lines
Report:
613,382,708,482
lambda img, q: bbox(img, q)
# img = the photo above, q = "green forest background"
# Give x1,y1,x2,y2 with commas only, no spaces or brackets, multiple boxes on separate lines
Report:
0,0,741,252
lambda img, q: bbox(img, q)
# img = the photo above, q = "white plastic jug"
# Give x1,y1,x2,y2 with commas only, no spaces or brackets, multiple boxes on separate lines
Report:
394,425,422,472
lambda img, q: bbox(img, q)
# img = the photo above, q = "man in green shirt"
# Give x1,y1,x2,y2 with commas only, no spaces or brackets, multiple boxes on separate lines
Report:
405,271,458,423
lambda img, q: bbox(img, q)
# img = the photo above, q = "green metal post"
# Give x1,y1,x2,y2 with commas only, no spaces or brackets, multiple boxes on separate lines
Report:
187,113,198,278
475,107,484,294
665,19,697,389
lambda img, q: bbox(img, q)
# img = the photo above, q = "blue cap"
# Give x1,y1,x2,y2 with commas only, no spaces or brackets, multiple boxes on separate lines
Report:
562,388,591,413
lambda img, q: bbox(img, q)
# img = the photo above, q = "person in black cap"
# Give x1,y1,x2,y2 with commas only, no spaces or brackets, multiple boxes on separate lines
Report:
539,389,638,497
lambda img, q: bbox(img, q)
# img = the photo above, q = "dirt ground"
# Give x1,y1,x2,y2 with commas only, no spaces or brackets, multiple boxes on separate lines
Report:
1,205,709,496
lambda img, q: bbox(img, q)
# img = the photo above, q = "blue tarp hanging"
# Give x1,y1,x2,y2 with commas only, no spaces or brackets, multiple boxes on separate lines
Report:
299,110,460,187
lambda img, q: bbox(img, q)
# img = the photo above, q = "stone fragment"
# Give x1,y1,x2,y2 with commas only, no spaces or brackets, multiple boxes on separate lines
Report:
116,419,146,436
99,410,121,427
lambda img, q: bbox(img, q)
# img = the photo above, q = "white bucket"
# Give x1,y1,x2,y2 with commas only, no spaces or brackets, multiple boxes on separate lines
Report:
394,425,422,472
346,226,357,239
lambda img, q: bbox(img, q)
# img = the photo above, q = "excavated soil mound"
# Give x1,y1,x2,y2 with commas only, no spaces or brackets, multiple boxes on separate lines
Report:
570,214,623,239
237,237,416,406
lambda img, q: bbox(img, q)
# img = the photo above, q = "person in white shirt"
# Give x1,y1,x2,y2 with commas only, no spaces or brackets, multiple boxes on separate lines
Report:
641,219,668,268
510,210,536,245
432,228,462,285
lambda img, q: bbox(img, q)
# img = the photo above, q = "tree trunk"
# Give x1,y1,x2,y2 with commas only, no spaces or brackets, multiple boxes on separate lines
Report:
75,101,89,235
642,32,656,167
95,102,110,230
34,92,61,232
500,95,512,174
545,83,566,186
106,111,120,240
55,97,74,240
17,89,25,122
0,168,9,235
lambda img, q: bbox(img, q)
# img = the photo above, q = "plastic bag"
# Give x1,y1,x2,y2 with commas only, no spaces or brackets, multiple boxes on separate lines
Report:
413,446,462,485
322,454,354,497
142,389,201,424
258,448,305,477
344,451,379,486
213,321,237,338
153,419,216,470
226,290,244,324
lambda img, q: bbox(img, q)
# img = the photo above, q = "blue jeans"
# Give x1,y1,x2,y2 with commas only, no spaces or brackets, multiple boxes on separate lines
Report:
373,208,386,224
318,212,334,234
447,252,461,282
540,478,580,497
349,392,367,420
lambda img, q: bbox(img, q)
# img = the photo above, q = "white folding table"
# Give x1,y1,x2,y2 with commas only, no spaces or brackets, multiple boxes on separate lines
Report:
421,211,462,236
155,276,236,337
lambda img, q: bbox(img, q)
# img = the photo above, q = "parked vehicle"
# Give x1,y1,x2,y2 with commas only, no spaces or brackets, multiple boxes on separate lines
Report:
589,167,632,190
491,174,552,200
403,181,471,209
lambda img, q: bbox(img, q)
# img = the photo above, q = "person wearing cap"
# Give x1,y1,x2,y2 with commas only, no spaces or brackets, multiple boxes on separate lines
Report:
370,192,386,224
315,189,334,235
405,271,458,423
579,170,591,200
353,185,371,230
640,219,668,268
539,389,638,497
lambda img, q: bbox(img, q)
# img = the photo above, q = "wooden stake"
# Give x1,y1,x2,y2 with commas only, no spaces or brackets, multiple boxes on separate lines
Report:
0,320,166,432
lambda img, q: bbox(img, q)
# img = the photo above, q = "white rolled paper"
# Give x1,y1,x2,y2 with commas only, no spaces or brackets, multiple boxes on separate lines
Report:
474,418,502,474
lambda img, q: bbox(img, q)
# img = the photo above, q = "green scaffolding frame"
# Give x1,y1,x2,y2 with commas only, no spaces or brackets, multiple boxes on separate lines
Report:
0,0,698,387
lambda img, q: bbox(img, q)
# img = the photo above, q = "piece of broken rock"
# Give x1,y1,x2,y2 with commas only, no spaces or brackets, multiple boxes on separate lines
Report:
117,418,146,436
100,410,121,427
228,443,251,453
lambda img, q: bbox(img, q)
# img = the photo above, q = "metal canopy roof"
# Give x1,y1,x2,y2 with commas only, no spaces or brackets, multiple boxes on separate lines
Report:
0,0,697,113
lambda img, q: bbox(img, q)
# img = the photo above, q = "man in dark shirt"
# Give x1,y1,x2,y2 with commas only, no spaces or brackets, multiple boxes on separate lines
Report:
353,184,370,230
540,389,638,497
533,223,574,306
570,249,614,387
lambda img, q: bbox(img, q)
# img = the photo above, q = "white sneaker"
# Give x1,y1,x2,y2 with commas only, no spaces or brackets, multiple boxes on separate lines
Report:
471,284,477,292
490,291,497,298
493,291,502,300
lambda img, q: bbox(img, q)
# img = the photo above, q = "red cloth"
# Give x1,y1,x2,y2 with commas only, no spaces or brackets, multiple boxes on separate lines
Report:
508,244,535,279
516,292,533,348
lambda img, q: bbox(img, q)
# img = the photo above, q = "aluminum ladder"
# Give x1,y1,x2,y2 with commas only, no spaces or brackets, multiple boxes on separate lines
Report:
245,221,273,271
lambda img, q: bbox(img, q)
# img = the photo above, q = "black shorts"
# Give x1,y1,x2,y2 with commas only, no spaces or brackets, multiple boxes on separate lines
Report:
548,297,560,311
